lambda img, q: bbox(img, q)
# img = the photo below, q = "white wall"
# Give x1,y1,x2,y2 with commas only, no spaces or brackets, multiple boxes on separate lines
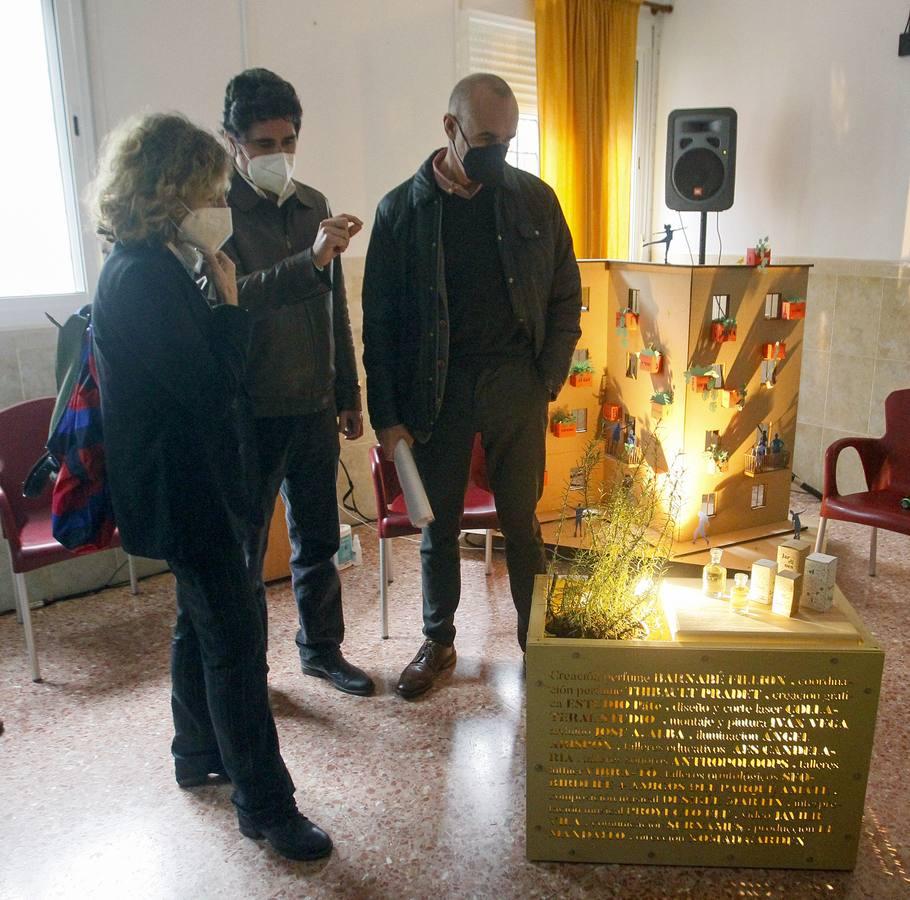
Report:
653,0,910,263
85,0,535,243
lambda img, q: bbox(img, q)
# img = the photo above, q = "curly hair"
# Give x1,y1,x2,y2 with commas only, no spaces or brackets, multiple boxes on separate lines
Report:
90,113,230,245
222,68,302,138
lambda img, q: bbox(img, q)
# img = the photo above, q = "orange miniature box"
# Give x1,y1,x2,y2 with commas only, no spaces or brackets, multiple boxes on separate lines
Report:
761,342,786,360
781,301,806,320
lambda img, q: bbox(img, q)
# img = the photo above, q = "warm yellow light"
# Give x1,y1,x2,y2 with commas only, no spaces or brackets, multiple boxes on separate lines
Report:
635,576,654,597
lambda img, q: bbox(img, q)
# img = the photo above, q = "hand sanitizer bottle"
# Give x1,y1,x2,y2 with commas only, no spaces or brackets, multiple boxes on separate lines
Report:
703,547,727,599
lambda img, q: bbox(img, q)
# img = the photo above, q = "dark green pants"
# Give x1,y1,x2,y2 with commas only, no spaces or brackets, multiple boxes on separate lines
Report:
412,357,549,650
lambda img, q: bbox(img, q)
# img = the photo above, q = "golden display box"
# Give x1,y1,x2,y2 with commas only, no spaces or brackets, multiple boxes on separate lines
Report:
525,576,884,869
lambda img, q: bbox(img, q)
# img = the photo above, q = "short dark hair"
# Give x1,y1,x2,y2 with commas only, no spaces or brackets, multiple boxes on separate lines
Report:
222,68,302,138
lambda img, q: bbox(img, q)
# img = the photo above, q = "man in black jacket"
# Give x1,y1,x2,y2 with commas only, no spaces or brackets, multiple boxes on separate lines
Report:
222,69,373,696
363,73,581,699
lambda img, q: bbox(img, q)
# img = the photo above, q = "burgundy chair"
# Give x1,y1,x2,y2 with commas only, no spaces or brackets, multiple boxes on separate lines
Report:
815,388,910,575
369,434,499,639
0,397,137,681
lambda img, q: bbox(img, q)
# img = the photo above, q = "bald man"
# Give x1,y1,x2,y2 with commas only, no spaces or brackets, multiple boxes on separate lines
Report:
362,73,581,698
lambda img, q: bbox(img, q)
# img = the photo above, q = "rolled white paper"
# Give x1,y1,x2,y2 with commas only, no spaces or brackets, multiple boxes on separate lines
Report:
393,439,435,527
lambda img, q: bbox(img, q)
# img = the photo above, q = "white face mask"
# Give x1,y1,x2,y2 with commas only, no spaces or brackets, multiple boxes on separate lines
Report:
178,206,233,254
246,151,295,196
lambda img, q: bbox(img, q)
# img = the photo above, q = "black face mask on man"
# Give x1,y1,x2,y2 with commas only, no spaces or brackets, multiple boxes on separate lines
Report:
452,118,508,187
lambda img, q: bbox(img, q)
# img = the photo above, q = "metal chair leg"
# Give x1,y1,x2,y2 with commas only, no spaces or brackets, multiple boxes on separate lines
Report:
484,529,493,575
869,527,878,577
386,538,395,584
127,555,138,594
814,517,827,553
13,572,40,682
379,539,390,639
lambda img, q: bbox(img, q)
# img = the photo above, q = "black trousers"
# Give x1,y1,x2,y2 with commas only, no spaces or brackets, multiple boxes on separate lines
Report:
167,532,296,827
412,357,549,650
245,408,344,664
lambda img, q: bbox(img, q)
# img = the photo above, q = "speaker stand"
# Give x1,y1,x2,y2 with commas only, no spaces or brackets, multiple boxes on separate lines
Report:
698,211,707,265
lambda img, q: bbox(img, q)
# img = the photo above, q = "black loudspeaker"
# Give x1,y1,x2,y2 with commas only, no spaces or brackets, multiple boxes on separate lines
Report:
665,107,737,212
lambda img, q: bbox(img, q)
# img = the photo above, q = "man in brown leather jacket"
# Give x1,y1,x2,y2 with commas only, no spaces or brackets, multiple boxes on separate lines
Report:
363,74,581,699
222,68,373,696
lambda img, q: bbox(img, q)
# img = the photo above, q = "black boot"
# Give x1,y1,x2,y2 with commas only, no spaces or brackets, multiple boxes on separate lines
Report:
238,811,333,861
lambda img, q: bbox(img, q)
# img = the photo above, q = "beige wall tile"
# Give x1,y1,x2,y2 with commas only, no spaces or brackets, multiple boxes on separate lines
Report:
0,333,24,409
822,427,869,495
831,276,883,359
869,360,910,436
793,422,823,492
877,277,910,363
824,354,875,433
797,349,829,426
804,273,836,352
17,344,56,400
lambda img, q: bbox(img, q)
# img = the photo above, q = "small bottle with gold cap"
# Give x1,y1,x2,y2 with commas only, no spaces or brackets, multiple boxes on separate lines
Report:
702,547,727,599
730,572,750,612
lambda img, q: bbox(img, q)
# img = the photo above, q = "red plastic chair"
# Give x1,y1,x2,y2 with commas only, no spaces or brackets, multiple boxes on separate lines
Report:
369,434,499,639
815,389,910,575
0,397,137,681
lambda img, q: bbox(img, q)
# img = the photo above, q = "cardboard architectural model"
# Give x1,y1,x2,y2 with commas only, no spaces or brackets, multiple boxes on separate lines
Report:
539,261,811,551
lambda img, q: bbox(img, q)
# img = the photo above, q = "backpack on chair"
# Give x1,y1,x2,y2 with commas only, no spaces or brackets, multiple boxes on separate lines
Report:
22,305,116,553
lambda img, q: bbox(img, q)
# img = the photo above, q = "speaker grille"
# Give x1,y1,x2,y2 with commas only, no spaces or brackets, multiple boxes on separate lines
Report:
673,147,725,202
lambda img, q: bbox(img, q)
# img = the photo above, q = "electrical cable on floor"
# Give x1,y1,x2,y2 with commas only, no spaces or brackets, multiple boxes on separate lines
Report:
791,471,823,500
338,457,375,523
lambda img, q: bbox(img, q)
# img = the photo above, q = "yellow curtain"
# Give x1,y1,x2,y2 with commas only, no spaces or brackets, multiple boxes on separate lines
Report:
535,0,640,259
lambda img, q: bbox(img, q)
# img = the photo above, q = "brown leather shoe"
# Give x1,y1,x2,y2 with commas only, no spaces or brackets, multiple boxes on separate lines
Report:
396,639,456,699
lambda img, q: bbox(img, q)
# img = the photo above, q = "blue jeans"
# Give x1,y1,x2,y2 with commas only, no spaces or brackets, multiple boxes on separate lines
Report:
245,408,345,664
168,531,296,827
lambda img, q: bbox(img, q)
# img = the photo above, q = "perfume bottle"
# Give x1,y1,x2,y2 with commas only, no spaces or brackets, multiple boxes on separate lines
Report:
730,572,750,612
703,548,727,599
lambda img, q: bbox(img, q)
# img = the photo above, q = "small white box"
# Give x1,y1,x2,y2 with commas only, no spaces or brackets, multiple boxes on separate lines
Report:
333,523,354,570
772,570,802,617
750,559,777,606
804,552,838,612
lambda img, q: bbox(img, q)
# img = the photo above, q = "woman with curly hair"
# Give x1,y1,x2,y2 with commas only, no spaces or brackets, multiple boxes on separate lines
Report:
90,112,332,861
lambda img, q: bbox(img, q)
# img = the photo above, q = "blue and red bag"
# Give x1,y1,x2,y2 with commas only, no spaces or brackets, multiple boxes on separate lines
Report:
44,312,116,553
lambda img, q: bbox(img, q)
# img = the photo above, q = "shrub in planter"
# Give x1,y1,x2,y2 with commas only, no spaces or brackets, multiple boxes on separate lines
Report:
545,435,681,641
650,390,673,420
569,359,594,387
551,408,576,438
710,317,737,342
745,235,770,267
639,346,663,374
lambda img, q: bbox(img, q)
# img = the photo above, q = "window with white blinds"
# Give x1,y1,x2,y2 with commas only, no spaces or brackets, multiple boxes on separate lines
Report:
461,10,540,177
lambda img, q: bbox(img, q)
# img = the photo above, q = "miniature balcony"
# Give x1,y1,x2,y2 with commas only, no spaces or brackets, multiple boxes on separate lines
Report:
744,448,791,476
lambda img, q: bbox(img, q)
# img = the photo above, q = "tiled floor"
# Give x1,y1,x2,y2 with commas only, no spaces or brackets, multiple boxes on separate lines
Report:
2,492,908,899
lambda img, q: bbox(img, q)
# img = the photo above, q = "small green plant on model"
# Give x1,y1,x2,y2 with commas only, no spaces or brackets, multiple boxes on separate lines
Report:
737,383,748,410
569,359,595,374
546,433,682,641
551,408,576,425
651,390,673,406
706,443,730,469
